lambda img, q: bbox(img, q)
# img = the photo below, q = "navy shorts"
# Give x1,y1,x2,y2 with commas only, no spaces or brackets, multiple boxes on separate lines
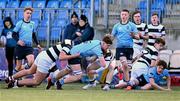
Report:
15,45,34,60
115,48,133,60
137,74,148,86
68,57,81,65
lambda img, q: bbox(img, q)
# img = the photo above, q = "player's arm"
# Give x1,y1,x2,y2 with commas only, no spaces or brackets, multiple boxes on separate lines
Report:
131,32,140,40
149,78,169,91
32,32,42,50
59,51,80,60
141,25,149,40
131,23,140,39
166,76,171,90
150,59,157,67
150,51,158,67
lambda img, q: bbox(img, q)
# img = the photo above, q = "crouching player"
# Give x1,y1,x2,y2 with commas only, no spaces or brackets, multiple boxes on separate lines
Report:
46,34,113,90
6,40,80,88
82,49,116,91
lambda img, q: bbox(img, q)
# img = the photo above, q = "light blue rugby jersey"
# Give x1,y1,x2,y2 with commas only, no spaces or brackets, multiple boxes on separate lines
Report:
70,40,104,58
147,67,169,85
13,20,35,46
112,21,138,48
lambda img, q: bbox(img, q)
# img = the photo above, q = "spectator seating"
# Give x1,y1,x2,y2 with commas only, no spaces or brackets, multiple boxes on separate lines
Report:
169,52,180,72
173,50,180,54
4,1,19,20
44,0,59,20
0,1,6,8
52,19,67,28
20,0,32,8
60,0,72,8
159,49,173,66
50,27,62,41
32,0,46,8
37,27,47,40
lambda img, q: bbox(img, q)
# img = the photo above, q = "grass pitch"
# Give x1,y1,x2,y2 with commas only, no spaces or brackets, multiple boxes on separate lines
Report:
0,81,180,101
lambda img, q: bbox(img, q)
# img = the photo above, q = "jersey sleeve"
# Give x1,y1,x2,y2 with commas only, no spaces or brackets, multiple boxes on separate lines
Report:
163,69,170,77
62,45,71,54
151,51,158,60
131,22,138,34
13,21,22,33
148,68,155,78
92,44,104,58
111,24,117,37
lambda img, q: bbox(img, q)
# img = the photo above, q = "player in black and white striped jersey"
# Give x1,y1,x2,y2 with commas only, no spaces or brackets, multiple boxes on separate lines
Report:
147,13,166,46
6,40,80,88
132,11,148,59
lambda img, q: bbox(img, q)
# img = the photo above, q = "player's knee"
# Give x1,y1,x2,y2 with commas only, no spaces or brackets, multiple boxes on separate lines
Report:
33,79,41,86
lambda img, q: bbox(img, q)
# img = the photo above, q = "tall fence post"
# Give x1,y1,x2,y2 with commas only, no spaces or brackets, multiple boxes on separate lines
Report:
46,12,50,48
146,0,150,25
104,0,109,29
90,0,95,27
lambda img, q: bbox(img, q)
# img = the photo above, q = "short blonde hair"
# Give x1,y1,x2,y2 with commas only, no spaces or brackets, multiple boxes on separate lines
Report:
24,7,34,12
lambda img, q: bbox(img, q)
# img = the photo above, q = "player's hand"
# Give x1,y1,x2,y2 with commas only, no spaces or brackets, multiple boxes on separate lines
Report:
74,53,80,57
130,32,134,37
151,34,157,38
139,32,143,38
17,40,25,46
37,44,42,52
166,88,172,91
76,32,82,36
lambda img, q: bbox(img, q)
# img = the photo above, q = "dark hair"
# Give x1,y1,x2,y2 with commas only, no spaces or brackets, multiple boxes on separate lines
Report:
157,60,167,69
71,11,78,18
132,10,141,17
132,10,141,22
121,9,129,13
24,7,34,12
3,17,14,28
102,34,113,45
155,38,165,46
80,14,88,23
151,12,159,17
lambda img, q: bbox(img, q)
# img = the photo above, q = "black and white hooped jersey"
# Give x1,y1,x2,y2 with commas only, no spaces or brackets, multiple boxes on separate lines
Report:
46,44,72,62
147,24,166,45
104,49,114,61
137,45,158,67
133,23,148,46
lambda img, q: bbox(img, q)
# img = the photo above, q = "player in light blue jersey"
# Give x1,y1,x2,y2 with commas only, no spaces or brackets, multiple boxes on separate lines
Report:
111,9,139,82
146,60,171,91
12,7,42,72
48,35,113,90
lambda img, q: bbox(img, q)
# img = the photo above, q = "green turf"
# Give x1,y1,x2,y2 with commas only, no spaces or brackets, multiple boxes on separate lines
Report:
0,81,180,101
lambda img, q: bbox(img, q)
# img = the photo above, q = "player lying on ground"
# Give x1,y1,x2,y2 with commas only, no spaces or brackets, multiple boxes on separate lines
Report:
110,60,171,91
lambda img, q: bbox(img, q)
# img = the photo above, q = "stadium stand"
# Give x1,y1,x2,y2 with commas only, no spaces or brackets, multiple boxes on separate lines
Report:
20,0,32,8
37,26,47,41
50,27,62,41
32,0,46,8
0,1,6,8
60,0,72,8
44,0,59,20
169,53,180,70
4,1,19,19
173,50,180,54
159,49,173,67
